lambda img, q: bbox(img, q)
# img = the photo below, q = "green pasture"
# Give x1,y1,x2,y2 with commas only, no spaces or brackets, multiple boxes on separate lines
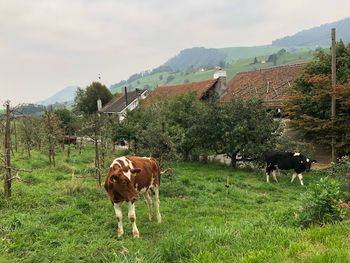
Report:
111,48,316,94
1,147,349,262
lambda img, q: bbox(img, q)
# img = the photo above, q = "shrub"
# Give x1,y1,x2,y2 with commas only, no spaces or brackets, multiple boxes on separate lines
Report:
331,156,350,201
298,177,348,227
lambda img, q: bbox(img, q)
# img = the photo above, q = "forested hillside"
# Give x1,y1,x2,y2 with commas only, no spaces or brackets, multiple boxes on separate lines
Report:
163,47,227,71
272,17,350,46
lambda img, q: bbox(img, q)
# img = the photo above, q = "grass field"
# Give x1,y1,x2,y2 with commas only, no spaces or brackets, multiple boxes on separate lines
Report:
1,147,350,262
111,47,317,94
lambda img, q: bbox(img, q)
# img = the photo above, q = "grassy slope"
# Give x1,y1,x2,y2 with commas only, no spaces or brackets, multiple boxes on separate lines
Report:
219,45,286,63
1,147,349,262
111,48,316,94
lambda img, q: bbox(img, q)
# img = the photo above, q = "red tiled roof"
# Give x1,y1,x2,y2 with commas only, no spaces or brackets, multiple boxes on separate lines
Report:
222,64,305,108
143,78,218,107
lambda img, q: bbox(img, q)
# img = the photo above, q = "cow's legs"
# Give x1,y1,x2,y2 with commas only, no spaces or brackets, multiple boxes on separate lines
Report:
291,173,297,183
266,165,271,183
144,190,153,221
113,202,124,237
128,202,139,238
153,187,162,223
272,170,278,182
297,173,304,186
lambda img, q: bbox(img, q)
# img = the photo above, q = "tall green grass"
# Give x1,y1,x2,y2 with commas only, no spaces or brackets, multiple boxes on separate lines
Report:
1,147,349,262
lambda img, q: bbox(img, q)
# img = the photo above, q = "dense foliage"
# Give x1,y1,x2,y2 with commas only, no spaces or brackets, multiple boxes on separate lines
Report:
116,94,279,167
54,108,79,134
286,41,350,155
298,177,347,227
205,97,280,167
74,82,112,114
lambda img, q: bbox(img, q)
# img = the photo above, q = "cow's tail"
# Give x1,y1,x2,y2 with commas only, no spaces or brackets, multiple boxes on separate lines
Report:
160,168,173,177
150,157,161,186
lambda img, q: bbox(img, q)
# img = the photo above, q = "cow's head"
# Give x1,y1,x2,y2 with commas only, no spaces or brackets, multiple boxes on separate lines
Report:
305,158,317,171
108,165,142,203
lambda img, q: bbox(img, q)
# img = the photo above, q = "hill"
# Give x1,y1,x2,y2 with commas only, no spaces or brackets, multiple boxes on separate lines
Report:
272,17,350,46
163,47,227,71
36,86,79,106
110,47,316,93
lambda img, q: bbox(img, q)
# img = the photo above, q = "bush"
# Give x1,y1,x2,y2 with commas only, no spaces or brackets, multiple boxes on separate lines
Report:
166,75,175,83
298,177,348,227
331,156,350,200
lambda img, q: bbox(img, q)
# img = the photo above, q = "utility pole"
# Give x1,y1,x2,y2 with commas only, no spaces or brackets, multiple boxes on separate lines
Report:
4,101,12,199
331,28,337,163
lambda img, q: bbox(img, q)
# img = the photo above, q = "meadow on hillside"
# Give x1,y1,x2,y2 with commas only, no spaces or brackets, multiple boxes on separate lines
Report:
1,147,350,263
110,47,316,94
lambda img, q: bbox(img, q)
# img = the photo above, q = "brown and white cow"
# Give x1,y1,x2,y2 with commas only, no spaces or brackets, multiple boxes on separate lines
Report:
104,156,161,238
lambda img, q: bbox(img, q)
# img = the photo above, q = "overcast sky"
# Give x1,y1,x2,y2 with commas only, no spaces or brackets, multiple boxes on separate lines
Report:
1,0,349,105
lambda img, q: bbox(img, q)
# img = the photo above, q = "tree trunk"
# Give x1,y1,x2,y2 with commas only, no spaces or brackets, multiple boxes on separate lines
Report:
95,130,101,191
229,152,238,169
4,102,12,199
13,120,17,153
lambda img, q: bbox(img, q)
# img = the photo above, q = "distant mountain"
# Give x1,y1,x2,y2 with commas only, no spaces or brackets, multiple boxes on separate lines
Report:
36,86,79,106
163,47,227,71
272,17,350,47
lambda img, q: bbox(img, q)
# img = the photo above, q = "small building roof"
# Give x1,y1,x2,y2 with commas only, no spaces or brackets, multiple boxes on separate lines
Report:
222,64,305,108
143,78,219,107
99,89,147,113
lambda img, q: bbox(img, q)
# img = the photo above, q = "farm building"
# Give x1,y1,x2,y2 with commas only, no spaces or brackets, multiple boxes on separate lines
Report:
99,88,148,121
143,72,227,107
222,63,305,110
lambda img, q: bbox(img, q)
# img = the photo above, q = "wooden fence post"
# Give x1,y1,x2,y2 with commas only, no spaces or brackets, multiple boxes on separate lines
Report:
4,101,12,199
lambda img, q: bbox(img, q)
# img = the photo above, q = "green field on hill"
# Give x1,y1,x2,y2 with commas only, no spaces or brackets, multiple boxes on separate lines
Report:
111,47,317,94
1,147,349,262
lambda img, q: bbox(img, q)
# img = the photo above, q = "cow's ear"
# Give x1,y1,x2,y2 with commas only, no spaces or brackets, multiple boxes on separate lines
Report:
130,168,141,175
111,175,118,182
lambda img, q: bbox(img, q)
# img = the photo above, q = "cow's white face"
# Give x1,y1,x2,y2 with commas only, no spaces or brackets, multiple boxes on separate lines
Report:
108,166,142,202
305,158,317,171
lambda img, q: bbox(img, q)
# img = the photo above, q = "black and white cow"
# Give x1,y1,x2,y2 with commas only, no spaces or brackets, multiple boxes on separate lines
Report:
265,151,317,185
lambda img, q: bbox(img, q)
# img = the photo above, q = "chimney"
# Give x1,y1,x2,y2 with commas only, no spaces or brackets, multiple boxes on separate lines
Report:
97,99,102,111
213,70,227,98
124,86,128,105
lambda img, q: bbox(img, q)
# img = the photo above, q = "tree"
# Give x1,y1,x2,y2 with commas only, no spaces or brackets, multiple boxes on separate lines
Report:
267,54,278,66
42,109,62,166
18,117,35,158
277,48,286,56
286,41,350,156
74,82,112,114
79,113,115,190
206,98,280,167
166,75,175,83
218,60,226,68
54,108,79,135
163,93,206,160
116,93,206,161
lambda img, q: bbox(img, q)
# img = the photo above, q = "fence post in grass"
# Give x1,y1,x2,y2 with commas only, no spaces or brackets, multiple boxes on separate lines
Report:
4,101,12,199
224,175,230,224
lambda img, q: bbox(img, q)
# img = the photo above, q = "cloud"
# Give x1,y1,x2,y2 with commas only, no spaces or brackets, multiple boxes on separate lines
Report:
0,0,349,104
